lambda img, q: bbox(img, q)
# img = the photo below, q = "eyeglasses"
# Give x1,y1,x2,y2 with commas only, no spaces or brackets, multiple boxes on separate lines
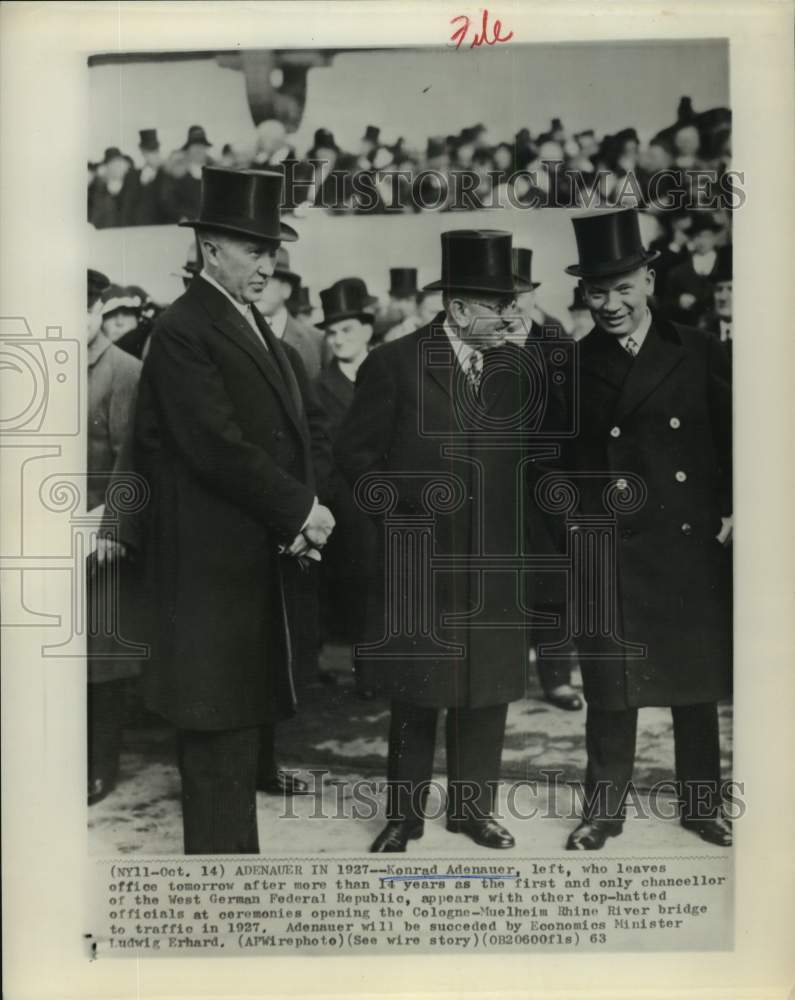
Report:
466,298,516,317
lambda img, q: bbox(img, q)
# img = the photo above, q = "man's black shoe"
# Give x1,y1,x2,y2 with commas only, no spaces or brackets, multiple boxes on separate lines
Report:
566,819,623,850
681,815,732,847
370,820,424,852
257,770,310,795
446,816,515,849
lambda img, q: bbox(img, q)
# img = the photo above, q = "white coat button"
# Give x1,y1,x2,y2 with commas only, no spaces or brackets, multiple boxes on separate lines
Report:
681,522,693,535
610,426,621,438
670,417,681,429
675,470,687,482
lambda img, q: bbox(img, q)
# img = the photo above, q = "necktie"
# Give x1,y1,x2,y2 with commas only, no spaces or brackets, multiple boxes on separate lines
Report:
624,336,639,358
464,349,483,393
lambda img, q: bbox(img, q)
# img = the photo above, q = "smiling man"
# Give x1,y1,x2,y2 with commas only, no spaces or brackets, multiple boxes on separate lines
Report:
132,168,335,854
555,207,733,851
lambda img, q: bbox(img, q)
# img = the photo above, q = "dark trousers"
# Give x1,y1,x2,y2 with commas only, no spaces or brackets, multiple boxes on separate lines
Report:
87,678,126,785
583,702,722,824
386,700,508,824
177,723,280,854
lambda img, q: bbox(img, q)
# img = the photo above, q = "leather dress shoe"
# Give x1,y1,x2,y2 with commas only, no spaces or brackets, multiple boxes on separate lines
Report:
566,819,623,850
681,815,732,847
370,820,424,852
544,685,583,711
446,816,515,849
257,770,310,795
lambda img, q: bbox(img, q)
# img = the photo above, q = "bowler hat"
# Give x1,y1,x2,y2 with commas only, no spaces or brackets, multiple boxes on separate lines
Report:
362,125,380,144
273,247,301,289
179,167,298,242
565,208,659,279
388,268,418,298
424,230,531,295
181,125,212,150
139,129,159,151
512,248,542,290
310,128,339,155
320,277,377,329
102,146,126,164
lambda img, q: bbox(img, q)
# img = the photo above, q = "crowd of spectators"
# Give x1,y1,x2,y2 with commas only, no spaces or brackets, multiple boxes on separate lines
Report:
88,96,734,227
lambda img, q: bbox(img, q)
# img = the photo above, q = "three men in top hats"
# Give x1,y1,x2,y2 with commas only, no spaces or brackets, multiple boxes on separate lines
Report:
553,207,732,850
335,229,561,852
255,247,323,380
130,167,335,853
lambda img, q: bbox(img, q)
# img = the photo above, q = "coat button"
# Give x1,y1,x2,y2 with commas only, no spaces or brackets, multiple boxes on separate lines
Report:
681,522,693,535
675,470,687,482
670,417,681,429
274,429,285,440
610,426,621,438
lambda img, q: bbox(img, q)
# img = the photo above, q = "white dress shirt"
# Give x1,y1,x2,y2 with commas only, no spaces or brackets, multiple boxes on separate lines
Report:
618,308,652,354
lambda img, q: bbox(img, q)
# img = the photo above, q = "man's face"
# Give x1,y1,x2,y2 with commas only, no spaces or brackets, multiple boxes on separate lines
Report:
391,295,416,320
102,309,138,341
581,267,653,337
142,149,161,168
327,317,372,362
257,276,291,316
692,228,718,255
675,125,700,157
578,134,598,158
448,293,515,349
538,141,564,165
106,157,128,183
204,235,278,304
186,142,210,167
714,280,732,319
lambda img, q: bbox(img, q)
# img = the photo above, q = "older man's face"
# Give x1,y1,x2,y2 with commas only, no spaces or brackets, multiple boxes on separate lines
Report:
581,266,654,337
450,293,514,349
205,234,278,304
714,280,732,319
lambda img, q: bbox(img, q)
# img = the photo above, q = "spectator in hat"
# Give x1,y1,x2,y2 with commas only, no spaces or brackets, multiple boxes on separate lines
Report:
336,229,561,853
315,279,378,688
219,143,238,169
358,125,381,168
130,167,335,854
88,147,138,228
100,285,143,344
647,209,693,300
664,213,724,323
255,247,323,380
253,119,295,169
287,284,313,322
550,207,732,851
293,127,346,209
672,122,702,169
114,285,159,361
567,284,593,340
130,128,168,226
415,137,451,211
383,268,421,342
699,248,733,351
173,125,214,221
86,267,144,805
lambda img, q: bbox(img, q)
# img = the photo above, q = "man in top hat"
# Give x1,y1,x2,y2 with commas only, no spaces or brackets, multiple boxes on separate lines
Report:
130,128,167,226
664,212,725,324
287,284,313,322
506,249,581,713
88,146,137,228
382,268,421,343
336,229,561,852
699,247,733,352
315,280,379,688
358,125,381,169
551,207,732,850
173,125,214,221
255,247,323,380
130,167,335,853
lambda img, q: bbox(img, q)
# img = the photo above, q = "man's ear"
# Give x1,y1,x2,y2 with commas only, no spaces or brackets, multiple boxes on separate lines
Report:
645,267,656,296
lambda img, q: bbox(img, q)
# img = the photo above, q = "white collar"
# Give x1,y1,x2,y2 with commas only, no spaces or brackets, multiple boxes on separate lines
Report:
268,306,289,338
443,319,478,369
617,308,652,352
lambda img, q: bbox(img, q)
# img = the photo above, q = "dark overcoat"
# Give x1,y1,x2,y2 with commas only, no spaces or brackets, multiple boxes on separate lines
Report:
131,276,331,730
335,315,560,708
552,313,732,710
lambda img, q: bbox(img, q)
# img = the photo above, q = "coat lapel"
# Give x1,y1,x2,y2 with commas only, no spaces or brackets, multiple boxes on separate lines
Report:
579,325,635,392
419,317,456,401
612,318,685,423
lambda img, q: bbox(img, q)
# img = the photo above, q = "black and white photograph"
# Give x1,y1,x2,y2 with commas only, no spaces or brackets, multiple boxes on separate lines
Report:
2,1,794,996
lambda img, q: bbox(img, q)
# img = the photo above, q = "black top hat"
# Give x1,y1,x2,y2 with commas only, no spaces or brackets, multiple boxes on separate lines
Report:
568,284,589,311
102,146,126,164
425,230,531,295
273,247,301,288
551,117,564,132
87,269,110,307
426,136,447,160
179,167,297,243
182,125,212,150
362,125,380,144
389,268,419,298
139,129,159,151
689,212,722,235
512,248,542,290
458,127,478,146
289,285,313,314
320,278,377,329
565,208,660,279
310,128,338,154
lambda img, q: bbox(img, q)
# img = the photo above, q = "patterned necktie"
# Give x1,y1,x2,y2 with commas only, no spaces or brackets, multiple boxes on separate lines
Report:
464,349,483,393
624,335,639,358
